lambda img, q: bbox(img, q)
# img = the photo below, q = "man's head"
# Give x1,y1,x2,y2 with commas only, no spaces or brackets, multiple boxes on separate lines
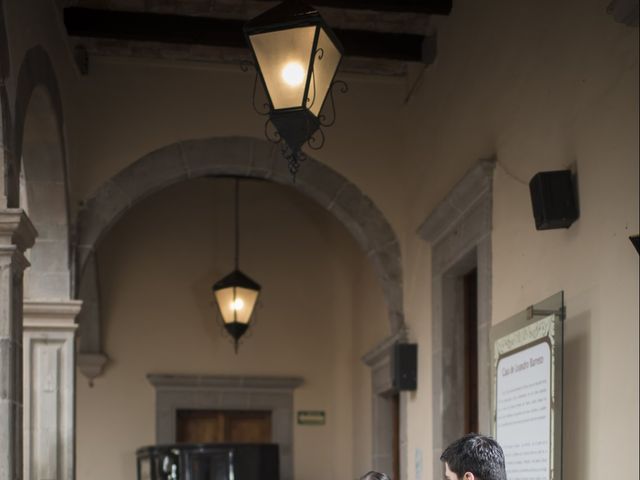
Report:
440,433,507,480
359,471,391,480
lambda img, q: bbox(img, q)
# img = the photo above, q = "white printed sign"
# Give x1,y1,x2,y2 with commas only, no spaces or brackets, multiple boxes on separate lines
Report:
496,341,551,480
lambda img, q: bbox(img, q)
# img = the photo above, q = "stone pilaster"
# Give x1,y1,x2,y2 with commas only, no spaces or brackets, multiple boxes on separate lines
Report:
23,300,81,480
0,210,37,480
76,252,108,383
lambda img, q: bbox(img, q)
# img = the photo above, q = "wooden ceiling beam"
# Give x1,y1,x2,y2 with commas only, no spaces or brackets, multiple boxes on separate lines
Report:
261,0,452,15
64,7,427,62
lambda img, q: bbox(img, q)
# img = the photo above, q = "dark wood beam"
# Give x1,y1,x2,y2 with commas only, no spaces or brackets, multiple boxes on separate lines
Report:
64,8,426,62
262,0,452,15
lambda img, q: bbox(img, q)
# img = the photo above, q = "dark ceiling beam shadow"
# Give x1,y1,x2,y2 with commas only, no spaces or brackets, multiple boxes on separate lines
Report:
259,0,452,15
64,7,426,62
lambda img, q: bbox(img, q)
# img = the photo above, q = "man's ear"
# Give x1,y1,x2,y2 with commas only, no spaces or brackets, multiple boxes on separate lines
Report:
463,473,475,480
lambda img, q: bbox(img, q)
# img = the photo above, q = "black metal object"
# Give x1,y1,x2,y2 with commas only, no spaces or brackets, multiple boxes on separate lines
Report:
136,443,280,480
255,0,453,14
529,170,579,230
392,343,417,391
630,234,640,254
243,1,348,178
212,180,261,352
63,7,426,62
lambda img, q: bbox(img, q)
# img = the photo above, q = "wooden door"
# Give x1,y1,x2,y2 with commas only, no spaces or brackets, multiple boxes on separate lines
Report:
176,410,271,444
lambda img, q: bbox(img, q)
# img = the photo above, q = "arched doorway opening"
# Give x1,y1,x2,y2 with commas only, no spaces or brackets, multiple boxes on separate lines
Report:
76,175,392,480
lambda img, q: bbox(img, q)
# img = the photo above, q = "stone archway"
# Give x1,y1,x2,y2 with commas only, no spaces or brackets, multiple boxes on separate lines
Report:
13,46,73,300
19,86,71,299
75,136,404,379
13,45,80,480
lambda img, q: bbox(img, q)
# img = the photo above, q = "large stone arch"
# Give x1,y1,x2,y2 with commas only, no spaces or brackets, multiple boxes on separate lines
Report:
13,45,72,300
75,136,403,379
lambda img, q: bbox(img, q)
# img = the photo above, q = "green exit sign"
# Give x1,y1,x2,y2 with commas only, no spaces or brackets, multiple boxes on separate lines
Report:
297,411,325,426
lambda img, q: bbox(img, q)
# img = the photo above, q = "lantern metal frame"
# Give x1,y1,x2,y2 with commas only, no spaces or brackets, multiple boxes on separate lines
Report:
211,179,261,352
243,0,348,178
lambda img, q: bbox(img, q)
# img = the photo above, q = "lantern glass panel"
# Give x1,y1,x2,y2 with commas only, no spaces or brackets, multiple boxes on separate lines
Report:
249,26,316,110
214,286,259,325
308,27,341,116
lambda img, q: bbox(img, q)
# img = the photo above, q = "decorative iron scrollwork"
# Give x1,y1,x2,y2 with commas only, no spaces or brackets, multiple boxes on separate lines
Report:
307,128,325,151
264,118,281,144
319,80,348,127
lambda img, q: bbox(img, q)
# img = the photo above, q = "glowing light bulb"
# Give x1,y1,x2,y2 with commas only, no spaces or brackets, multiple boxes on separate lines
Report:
282,62,305,87
230,298,245,311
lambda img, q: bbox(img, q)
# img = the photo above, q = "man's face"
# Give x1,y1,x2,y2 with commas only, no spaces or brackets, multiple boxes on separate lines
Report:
444,463,474,480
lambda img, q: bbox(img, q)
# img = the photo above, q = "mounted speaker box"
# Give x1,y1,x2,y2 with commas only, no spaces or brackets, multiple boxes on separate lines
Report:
529,170,579,230
393,343,417,391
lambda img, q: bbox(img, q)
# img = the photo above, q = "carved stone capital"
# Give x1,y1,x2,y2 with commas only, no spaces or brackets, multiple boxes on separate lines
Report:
23,300,82,330
0,209,37,252
77,352,109,383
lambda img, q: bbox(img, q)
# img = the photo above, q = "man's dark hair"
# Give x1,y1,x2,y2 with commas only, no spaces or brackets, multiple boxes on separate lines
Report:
440,433,507,480
360,471,391,480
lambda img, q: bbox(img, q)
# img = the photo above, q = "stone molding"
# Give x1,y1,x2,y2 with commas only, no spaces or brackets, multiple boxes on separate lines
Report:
417,160,494,480
362,327,407,369
0,209,37,252
23,300,82,329
23,300,81,480
0,209,36,480
77,353,108,384
148,374,303,480
362,331,409,479
75,137,404,381
417,159,494,246
148,374,304,391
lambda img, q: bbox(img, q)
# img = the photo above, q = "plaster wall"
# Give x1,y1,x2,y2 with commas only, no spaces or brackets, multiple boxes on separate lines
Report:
401,0,639,479
70,58,409,232
75,178,389,480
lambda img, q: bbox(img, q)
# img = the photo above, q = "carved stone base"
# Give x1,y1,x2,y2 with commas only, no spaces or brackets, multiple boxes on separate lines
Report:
23,300,81,480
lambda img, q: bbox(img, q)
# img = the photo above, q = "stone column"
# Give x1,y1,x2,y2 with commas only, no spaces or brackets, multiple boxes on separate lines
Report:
23,300,81,480
0,210,37,480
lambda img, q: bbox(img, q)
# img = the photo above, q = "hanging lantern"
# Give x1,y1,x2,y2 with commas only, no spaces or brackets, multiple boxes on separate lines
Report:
213,270,261,351
212,180,261,352
244,0,346,177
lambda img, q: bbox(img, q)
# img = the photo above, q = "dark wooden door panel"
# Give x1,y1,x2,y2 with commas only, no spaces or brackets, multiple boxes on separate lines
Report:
176,410,271,444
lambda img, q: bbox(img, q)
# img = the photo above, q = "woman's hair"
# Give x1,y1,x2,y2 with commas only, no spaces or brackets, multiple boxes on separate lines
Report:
360,471,391,480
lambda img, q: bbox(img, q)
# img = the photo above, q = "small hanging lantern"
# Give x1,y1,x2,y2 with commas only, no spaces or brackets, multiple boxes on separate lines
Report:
212,179,261,352
244,0,346,177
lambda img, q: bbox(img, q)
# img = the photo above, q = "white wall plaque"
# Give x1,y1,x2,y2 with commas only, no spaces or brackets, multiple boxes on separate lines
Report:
491,292,563,480
497,340,551,479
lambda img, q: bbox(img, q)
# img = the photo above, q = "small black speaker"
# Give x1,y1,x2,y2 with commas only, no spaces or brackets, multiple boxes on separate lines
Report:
529,170,579,230
393,343,417,391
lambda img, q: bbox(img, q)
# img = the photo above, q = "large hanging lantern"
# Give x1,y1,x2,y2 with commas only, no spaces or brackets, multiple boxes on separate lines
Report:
212,179,261,352
244,0,346,177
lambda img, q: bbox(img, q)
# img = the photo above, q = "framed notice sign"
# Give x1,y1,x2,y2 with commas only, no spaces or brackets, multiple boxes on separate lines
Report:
490,291,564,480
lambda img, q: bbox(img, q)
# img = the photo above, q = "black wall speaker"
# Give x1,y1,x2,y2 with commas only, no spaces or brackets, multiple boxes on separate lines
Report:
529,170,579,230
393,343,417,391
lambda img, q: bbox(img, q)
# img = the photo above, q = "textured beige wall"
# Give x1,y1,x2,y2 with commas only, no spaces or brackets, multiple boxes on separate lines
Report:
401,0,639,479
68,58,409,232
75,178,389,480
